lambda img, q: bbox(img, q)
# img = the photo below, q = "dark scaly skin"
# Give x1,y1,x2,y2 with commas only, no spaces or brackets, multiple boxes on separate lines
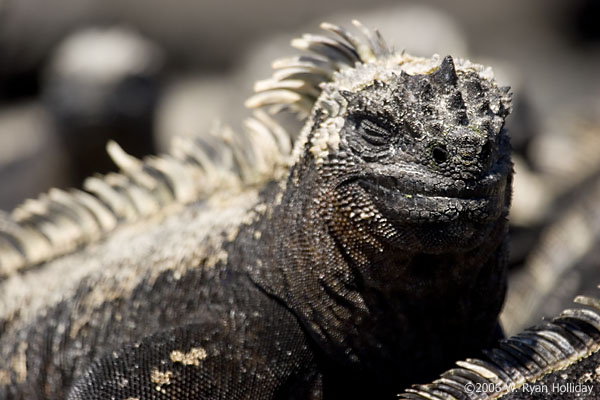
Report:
2,54,512,399
500,350,600,400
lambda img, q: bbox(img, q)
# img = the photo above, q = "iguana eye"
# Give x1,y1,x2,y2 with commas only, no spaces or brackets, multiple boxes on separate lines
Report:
359,119,391,146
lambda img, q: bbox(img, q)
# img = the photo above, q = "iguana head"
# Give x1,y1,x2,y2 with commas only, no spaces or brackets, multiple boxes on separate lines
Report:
305,55,512,252
248,22,512,253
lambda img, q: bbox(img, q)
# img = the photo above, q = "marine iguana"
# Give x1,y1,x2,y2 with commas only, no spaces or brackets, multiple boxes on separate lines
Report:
0,21,512,399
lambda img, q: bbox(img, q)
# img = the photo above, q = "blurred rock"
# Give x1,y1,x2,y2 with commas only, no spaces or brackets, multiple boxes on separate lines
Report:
0,0,97,97
561,0,600,45
155,74,241,152
43,26,164,183
531,102,600,190
0,102,68,210
502,103,600,333
0,0,397,83
503,172,600,334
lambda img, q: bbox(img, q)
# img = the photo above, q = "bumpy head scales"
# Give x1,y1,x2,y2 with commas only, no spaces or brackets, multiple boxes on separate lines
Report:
324,57,510,249
326,55,511,178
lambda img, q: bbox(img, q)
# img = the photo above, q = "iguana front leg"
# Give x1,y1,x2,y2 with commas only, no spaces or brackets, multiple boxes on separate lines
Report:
68,297,321,399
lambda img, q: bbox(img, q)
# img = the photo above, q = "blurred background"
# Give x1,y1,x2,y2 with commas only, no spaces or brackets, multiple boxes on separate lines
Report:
1,0,600,334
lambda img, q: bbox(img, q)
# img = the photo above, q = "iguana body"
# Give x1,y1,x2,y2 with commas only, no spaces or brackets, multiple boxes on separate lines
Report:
0,22,512,399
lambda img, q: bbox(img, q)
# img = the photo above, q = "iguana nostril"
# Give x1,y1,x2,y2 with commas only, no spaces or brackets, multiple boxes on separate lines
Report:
432,144,448,164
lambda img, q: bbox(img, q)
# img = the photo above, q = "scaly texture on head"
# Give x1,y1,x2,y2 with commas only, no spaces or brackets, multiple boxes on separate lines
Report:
310,54,511,252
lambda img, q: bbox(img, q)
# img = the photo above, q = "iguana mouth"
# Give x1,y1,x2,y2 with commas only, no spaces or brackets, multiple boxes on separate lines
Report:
355,170,508,223
362,173,501,199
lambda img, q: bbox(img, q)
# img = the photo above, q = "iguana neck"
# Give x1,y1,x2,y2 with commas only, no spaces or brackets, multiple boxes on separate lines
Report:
244,161,509,387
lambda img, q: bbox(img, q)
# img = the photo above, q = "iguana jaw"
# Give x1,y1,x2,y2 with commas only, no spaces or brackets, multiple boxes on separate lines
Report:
352,162,510,225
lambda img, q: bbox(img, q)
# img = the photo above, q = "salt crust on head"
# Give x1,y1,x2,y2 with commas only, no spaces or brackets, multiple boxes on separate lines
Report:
294,53,497,167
